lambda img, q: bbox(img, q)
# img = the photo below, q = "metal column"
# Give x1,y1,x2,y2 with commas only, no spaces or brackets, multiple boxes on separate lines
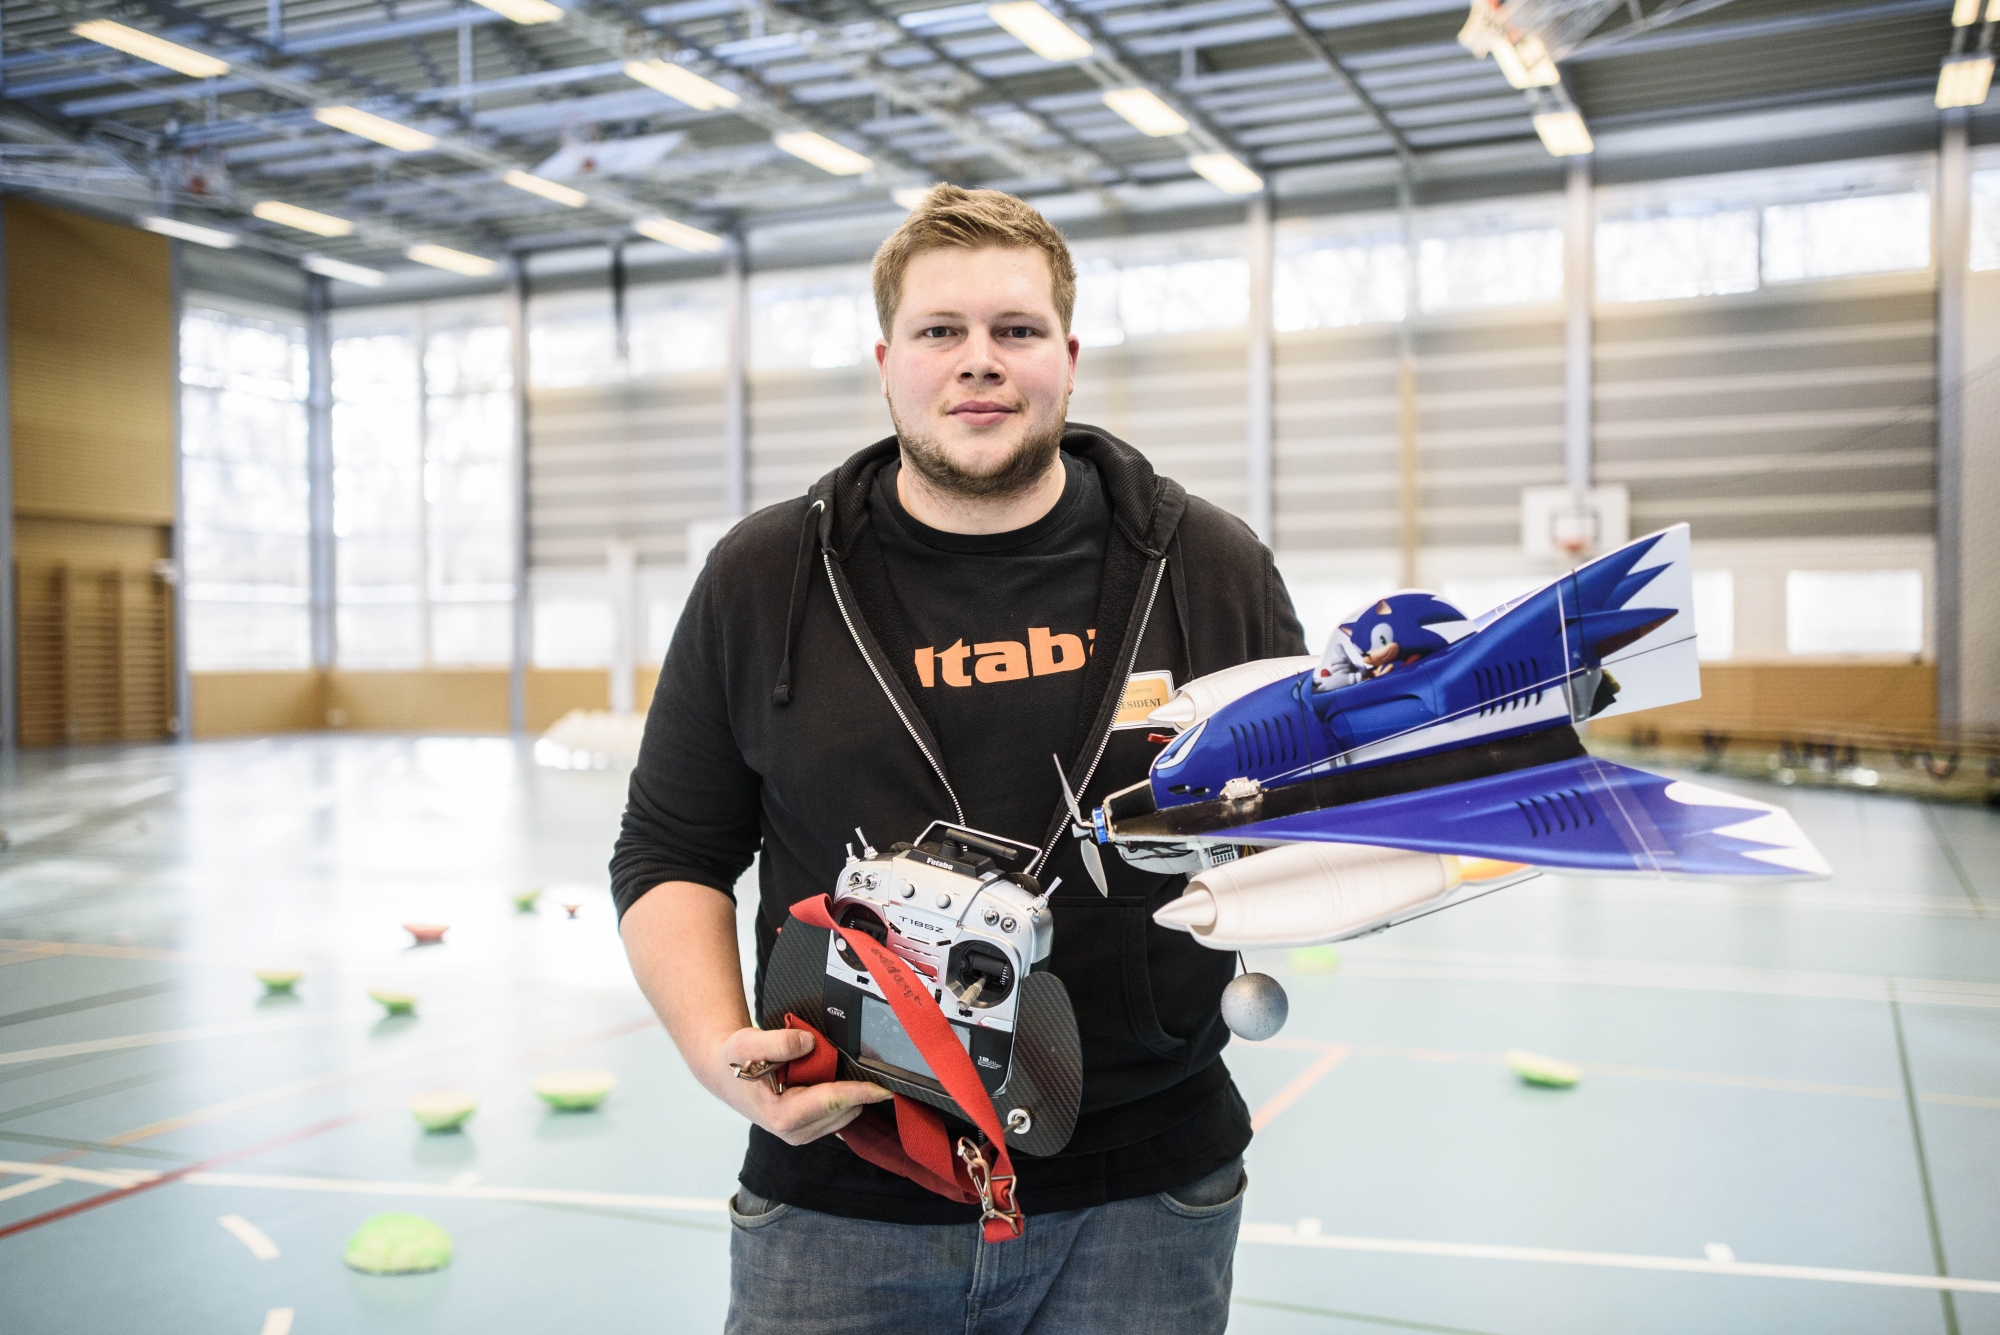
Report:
1396,175,1419,588
1245,192,1275,545
722,234,749,521
1935,111,1969,727
508,256,531,734
1564,157,1594,500
168,243,191,742
0,204,13,756
304,274,335,676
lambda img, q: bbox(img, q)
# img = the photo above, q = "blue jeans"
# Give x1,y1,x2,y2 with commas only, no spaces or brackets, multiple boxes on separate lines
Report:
725,1159,1246,1335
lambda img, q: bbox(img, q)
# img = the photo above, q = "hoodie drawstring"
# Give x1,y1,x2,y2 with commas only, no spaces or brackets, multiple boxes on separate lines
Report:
1167,537,1195,684
771,499,825,706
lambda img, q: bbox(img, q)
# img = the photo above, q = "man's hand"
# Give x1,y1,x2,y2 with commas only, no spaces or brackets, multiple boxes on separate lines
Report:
620,880,890,1146
716,1025,891,1145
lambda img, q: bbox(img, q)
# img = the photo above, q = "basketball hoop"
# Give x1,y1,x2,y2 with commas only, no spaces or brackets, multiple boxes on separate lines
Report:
1549,508,1596,560
1521,485,1629,562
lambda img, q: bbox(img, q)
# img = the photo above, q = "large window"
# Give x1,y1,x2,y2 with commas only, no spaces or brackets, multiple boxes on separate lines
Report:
1416,207,1564,313
1071,228,1248,348
750,265,878,370
179,304,311,670
330,301,516,668
1272,199,1564,329
1275,214,1407,331
1762,193,1930,283
531,281,730,388
1597,158,1934,304
1785,570,1923,656
1971,167,2000,273
1597,209,1760,303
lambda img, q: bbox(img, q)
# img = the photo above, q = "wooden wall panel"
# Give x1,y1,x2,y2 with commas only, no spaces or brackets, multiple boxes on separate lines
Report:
13,517,174,745
15,564,174,745
192,671,325,737
6,200,175,525
327,670,511,732
1591,661,1936,738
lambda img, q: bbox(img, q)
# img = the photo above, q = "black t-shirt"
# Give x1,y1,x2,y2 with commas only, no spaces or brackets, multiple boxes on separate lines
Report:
857,455,1253,1216
871,454,1105,850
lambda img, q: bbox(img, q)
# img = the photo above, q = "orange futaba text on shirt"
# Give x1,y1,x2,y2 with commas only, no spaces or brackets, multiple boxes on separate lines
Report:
913,628,1097,687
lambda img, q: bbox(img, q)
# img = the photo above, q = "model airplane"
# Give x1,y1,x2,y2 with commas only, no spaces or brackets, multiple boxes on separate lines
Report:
1059,524,1829,986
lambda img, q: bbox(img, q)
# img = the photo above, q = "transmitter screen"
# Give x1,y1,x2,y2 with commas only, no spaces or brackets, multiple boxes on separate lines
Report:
859,996,969,1079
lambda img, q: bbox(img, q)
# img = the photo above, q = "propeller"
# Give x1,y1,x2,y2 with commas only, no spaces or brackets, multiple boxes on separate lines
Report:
1053,754,1109,897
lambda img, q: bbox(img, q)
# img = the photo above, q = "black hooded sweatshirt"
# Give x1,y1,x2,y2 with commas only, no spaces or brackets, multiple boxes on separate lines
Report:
611,424,1306,1224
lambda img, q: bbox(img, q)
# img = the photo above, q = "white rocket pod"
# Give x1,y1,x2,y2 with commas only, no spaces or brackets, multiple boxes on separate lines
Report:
1152,841,1462,949
1147,655,1318,730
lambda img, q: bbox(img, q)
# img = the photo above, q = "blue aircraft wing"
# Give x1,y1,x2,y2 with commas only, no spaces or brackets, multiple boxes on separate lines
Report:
1219,755,1830,878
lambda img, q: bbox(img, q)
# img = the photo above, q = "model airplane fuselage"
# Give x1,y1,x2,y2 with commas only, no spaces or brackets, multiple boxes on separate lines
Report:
1083,524,1831,956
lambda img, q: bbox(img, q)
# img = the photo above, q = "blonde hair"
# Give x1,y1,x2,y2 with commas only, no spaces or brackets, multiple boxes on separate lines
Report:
871,184,1077,336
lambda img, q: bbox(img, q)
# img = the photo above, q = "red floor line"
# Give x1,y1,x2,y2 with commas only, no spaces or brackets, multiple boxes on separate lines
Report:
1250,1043,1354,1133
1,1012,660,1240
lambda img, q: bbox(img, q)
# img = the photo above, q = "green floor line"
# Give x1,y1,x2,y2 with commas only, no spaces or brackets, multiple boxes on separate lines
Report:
1232,1295,1510,1334
0,1045,140,1086
0,1065,181,1125
1890,991,1960,1335
0,979,182,1030
1920,803,1988,916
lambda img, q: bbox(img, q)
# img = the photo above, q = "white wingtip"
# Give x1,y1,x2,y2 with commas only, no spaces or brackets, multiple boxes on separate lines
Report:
1663,780,1832,877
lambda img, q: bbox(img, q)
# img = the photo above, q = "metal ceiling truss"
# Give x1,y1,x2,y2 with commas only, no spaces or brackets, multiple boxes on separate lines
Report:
0,0,1974,276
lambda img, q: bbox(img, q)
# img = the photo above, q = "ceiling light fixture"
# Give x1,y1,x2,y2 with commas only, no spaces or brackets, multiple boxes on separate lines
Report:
986,2,1093,62
1188,152,1263,195
140,215,238,248
1935,53,1994,108
252,200,355,237
634,217,725,253
1489,32,1559,88
407,243,498,277
471,0,565,23
314,105,437,152
892,186,935,210
774,131,874,176
72,20,229,78
503,170,588,207
304,255,387,287
1532,109,1594,156
1102,87,1189,137
623,59,740,111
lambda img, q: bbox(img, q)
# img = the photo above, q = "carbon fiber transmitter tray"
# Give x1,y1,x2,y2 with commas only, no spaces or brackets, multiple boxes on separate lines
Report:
760,914,1081,1158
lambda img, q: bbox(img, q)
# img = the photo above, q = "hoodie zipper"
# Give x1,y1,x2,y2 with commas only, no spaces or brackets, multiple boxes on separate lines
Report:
822,551,967,827
1033,556,1168,876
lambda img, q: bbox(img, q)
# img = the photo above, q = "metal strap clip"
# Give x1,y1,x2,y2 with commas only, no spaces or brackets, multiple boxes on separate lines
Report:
956,1137,1022,1237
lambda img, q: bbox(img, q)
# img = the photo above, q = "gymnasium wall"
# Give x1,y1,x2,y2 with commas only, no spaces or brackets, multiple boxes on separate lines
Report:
7,201,178,746
165,149,1991,742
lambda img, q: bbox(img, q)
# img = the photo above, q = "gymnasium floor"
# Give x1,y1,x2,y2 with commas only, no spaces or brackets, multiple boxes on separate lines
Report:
0,734,1995,1335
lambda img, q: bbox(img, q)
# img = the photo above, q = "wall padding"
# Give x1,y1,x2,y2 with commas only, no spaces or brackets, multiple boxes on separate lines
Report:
6,201,175,525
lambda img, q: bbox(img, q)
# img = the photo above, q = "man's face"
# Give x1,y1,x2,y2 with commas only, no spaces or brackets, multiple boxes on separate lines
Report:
876,245,1080,499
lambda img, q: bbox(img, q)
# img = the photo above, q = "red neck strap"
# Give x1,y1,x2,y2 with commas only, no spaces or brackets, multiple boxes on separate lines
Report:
789,893,1024,1242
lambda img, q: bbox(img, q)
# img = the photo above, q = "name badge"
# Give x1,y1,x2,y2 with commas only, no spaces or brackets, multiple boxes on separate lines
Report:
1113,670,1175,729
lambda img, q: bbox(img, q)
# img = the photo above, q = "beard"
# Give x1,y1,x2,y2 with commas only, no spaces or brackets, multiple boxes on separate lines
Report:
890,403,1067,502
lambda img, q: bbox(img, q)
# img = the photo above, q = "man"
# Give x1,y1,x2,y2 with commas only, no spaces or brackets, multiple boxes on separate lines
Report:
612,185,1306,1333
